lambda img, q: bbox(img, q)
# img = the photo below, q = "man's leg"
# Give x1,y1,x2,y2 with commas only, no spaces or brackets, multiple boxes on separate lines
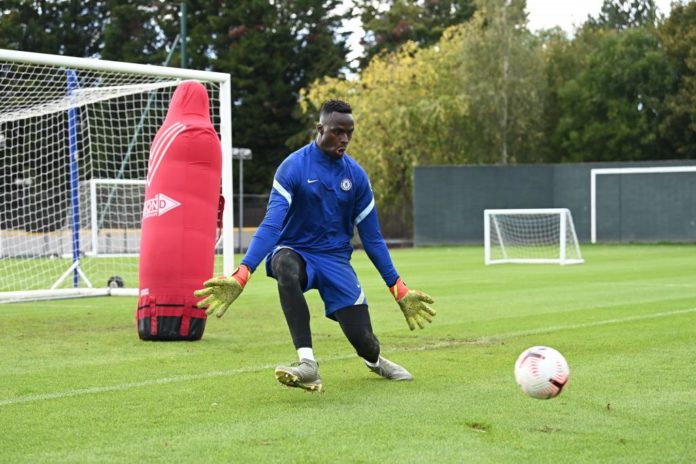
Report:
271,248,312,352
270,248,322,391
333,305,413,381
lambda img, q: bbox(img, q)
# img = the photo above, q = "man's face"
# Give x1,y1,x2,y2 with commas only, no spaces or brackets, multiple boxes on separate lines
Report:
316,111,354,159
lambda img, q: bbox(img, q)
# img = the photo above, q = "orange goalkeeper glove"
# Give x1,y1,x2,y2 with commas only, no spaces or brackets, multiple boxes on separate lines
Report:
389,277,436,330
194,264,251,318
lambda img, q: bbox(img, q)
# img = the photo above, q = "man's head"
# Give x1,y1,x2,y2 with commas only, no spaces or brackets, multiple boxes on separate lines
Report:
316,100,354,159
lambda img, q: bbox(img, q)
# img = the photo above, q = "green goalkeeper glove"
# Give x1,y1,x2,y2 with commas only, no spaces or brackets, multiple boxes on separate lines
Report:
194,264,251,318
389,277,436,330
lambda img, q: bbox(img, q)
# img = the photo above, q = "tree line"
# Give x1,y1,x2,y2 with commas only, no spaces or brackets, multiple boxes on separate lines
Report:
1,0,694,223
303,0,696,220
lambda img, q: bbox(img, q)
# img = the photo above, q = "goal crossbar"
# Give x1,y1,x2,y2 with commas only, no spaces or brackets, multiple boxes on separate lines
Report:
0,81,184,124
0,49,231,81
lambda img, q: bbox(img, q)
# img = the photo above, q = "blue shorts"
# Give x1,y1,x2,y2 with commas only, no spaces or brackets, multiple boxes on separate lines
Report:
265,246,367,319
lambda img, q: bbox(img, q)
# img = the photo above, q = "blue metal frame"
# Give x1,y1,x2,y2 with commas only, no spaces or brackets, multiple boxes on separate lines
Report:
66,70,81,288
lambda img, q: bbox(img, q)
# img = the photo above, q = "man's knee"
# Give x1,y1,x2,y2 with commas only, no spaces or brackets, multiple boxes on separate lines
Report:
271,249,306,288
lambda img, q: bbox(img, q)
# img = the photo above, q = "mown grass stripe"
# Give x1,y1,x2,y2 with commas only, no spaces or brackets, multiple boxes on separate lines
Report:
3,306,693,408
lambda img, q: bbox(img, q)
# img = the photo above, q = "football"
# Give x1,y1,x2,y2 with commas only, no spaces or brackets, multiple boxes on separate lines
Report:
514,346,570,399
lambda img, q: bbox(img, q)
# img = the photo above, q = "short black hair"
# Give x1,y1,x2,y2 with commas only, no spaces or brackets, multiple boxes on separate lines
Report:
319,100,352,118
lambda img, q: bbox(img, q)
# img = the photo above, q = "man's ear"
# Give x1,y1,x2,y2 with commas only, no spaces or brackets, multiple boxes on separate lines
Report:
316,122,324,135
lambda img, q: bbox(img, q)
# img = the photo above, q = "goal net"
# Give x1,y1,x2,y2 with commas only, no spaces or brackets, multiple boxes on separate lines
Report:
0,50,233,303
484,209,584,265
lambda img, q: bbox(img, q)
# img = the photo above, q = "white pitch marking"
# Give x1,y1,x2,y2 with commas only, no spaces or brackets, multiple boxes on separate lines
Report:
1,307,694,407
0,364,272,407
494,306,696,340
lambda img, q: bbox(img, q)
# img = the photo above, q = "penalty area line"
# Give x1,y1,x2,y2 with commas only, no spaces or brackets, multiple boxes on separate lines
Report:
1,307,694,407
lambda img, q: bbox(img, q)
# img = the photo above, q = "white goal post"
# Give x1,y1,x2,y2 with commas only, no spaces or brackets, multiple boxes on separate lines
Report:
0,49,234,303
590,166,696,243
484,208,584,265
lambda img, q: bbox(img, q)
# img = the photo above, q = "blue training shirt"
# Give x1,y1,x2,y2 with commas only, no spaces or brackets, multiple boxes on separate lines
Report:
241,142,399,287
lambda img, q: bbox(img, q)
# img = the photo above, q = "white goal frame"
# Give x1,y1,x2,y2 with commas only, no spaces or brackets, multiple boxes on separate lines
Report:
484,208,584,265
0,49,235,303
590,166,696,243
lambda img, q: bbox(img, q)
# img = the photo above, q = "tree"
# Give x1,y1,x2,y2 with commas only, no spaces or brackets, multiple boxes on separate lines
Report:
459,0,547,164
0,0,175,65
539,25,612,162
555,27,675,162
588,0,659,30
0,0,106,57
152,1,222,70
101,0,168,64
356,0,476,68
658,1,696,157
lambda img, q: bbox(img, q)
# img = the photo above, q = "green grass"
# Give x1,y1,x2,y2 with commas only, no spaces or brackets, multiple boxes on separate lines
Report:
1,245,695,463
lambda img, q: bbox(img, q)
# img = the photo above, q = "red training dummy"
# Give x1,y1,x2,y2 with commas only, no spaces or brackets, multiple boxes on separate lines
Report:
137,81,222,341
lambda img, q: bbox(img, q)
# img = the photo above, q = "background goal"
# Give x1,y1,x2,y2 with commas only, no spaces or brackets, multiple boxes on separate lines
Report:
484,208,584,265
0,50,233,303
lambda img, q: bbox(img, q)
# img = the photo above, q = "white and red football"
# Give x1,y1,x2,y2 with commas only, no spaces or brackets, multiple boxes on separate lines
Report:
514,346,570,399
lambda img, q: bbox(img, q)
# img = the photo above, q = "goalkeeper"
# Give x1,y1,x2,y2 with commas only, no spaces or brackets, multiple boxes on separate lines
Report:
195,100,436,392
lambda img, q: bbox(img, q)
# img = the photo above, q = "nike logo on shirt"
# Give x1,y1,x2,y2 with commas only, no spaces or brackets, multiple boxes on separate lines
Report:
307,179,319,183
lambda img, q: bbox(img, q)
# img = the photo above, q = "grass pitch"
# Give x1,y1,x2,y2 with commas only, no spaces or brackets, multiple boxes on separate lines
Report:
1,245,695,463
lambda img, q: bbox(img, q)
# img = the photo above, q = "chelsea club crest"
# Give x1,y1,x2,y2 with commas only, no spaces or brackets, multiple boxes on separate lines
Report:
340,178,352,191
